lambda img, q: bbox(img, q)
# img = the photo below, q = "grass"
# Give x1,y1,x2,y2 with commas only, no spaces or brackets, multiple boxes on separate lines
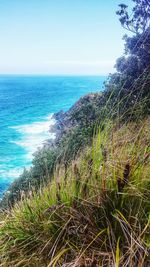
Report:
0,117,149,266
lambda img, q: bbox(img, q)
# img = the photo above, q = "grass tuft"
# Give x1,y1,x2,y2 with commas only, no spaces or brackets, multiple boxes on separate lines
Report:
0,118,149,266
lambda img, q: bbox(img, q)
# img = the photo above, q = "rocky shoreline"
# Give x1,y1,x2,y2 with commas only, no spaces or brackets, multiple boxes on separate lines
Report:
46,92,103,148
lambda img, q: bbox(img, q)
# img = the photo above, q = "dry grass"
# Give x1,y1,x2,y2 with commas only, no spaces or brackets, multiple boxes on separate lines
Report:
0,118,149,267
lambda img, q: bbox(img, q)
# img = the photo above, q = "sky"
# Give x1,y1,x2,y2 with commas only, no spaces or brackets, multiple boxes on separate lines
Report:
0,0,132,75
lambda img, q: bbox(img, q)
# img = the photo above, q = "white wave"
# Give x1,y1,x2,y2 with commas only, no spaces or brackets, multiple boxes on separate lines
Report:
0,167,23,180
11,114,55,134
10,114,56,160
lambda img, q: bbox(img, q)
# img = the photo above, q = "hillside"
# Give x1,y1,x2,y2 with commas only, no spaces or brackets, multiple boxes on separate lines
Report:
0,83,149,266
0,117,149,266
0,92,105,208
0,1,150,266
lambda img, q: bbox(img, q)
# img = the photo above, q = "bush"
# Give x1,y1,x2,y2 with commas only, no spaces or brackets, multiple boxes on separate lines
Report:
0,118,149,266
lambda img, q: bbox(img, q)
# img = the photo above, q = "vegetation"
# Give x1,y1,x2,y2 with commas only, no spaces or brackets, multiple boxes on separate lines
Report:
2,0,150,206
105,0,150,119
0,0,149,266
0,118,149,266
0,93,107,208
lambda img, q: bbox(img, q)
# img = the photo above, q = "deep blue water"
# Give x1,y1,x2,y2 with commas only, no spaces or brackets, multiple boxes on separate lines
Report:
0,75,105,197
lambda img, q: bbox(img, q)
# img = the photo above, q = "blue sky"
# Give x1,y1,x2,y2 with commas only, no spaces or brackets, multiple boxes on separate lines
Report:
0,0,131,75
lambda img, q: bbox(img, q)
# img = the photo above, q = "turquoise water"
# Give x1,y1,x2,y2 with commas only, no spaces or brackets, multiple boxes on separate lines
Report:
0,75,105,196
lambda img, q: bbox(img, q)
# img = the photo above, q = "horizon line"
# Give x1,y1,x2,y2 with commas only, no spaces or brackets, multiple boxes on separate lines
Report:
0,73,109,76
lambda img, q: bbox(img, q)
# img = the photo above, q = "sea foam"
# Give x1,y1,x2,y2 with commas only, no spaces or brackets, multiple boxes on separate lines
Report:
0,75,105,195
10,114,56,160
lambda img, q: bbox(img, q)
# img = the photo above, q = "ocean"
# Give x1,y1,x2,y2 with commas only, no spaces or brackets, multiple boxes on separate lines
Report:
0,75,106,197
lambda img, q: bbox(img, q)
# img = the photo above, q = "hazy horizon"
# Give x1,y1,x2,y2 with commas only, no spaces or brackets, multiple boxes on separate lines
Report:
0,0,131,75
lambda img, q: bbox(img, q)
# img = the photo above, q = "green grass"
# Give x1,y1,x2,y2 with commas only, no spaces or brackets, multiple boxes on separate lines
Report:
0,118,149,266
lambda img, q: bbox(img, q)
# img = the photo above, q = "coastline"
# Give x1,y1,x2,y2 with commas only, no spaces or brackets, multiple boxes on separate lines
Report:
47,92,103,148
0,75,105,193
0,91,104,201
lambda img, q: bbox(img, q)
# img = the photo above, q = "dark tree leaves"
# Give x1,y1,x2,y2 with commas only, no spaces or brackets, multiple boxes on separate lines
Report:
116,0,150,33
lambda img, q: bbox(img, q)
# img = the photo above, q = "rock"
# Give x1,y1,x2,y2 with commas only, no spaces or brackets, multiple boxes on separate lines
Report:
47,92,103,148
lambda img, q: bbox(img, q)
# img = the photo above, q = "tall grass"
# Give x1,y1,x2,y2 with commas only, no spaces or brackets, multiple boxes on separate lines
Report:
0,117,149,266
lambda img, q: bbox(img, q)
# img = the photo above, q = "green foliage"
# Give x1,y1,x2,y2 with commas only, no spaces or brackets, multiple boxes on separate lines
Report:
1,148,57,208
0,1,150,265
0,119,149,266
1,0,150,209
116,0,150,33
105,0,150,120
31,148,57,180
